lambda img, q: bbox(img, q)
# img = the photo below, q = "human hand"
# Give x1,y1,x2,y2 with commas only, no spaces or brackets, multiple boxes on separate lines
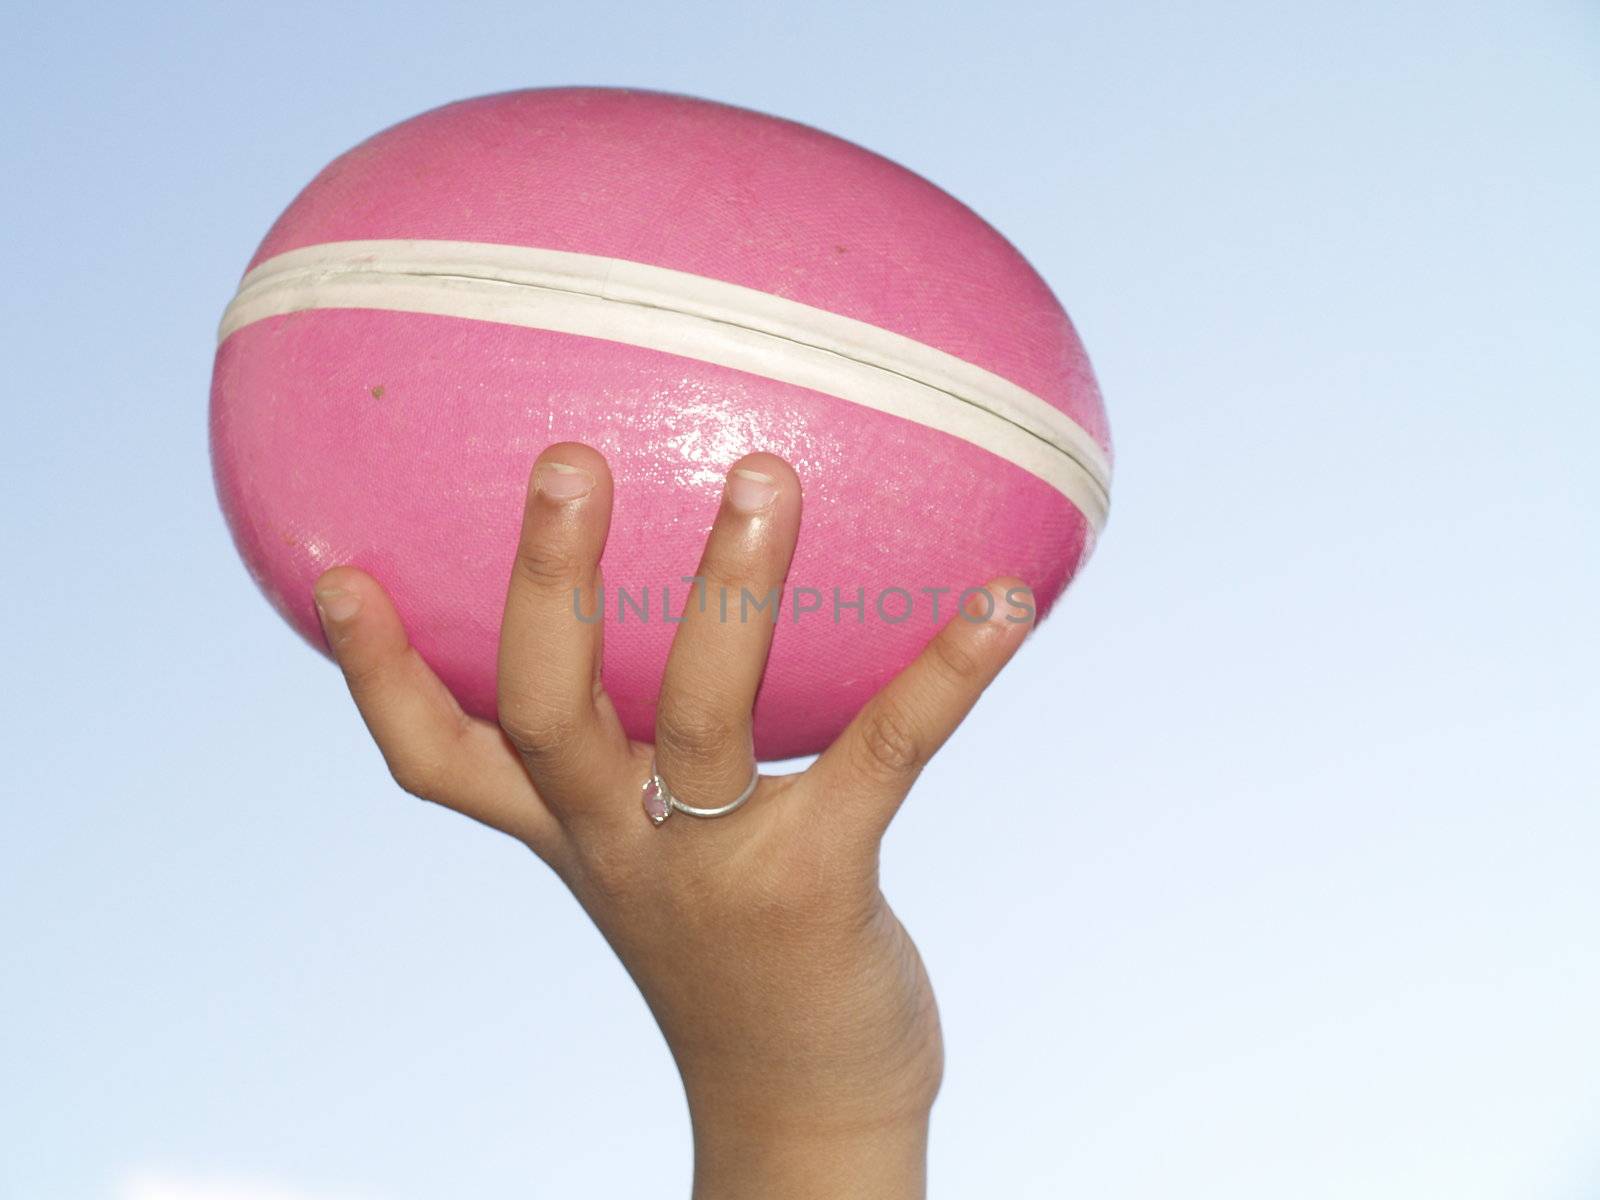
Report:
311,444,1034,1199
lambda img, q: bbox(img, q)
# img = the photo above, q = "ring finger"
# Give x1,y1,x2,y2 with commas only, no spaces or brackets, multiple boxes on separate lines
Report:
653,453,801,808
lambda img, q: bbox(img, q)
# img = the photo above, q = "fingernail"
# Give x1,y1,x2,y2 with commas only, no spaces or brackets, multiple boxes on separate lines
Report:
314,586,361,623
725,467,778,514
960,586,1000,623
534,461,595,501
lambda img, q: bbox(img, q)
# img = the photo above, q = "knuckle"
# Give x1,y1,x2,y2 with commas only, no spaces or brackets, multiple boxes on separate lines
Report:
854,699,924,780
514,537,581,594
498,693,583,763
655,701,743,763
383,748,444,798
571,839,647,906
927,630,983,687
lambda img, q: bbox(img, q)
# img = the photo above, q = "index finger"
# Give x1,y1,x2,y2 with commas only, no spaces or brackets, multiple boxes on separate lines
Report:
806,578,1035,840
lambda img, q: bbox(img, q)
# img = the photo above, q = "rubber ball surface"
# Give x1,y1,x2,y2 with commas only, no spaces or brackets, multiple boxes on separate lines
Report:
210,86,1111,759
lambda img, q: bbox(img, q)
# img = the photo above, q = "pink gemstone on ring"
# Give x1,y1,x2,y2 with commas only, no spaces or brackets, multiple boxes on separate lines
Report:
642,776,670,825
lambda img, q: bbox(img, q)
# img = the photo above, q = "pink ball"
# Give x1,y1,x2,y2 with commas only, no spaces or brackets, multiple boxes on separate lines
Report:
211,87,1112,760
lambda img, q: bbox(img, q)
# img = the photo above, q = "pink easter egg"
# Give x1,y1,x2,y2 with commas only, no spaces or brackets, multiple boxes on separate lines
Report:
210,87,1111,760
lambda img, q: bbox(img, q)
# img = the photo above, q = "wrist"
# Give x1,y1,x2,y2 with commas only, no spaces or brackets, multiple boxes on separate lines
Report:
688,1099,930,1200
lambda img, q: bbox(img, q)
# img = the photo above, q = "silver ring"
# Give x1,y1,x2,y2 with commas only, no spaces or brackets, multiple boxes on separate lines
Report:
641,756,758,826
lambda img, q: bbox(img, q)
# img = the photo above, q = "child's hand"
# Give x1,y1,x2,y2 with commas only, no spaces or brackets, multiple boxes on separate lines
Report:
312,443,1032,1200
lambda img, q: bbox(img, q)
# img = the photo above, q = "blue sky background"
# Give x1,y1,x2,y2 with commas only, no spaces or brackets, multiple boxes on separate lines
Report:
3,2,1597,1197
